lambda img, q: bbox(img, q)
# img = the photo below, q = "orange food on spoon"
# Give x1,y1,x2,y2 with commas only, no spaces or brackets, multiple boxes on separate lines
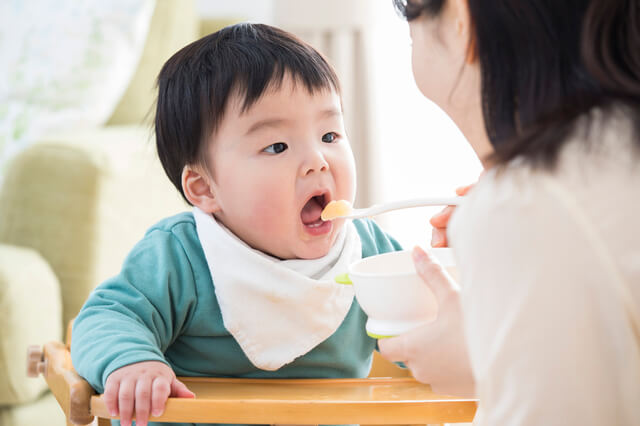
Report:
321,200,353,221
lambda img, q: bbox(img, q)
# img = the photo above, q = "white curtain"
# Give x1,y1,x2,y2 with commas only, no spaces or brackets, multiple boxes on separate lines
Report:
0,0,155,174
273,0,380,209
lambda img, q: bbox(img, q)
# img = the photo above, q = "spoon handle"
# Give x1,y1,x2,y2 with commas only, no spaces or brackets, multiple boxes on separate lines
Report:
356,196,463,218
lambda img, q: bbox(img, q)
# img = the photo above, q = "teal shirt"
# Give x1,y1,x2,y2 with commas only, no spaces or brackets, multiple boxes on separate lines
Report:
71,213,401,425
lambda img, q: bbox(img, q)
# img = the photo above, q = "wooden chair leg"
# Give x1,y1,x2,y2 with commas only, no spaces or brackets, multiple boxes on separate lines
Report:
97,418,111,426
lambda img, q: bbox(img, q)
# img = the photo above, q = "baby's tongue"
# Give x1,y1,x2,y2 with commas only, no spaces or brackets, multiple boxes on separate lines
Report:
301,197,323,224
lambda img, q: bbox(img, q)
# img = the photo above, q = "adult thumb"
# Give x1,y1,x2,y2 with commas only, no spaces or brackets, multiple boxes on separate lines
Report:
412,246,459,304
170,378,196,398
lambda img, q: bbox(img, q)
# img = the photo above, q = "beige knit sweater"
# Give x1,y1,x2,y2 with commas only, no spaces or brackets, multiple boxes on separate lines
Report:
450,107,640,425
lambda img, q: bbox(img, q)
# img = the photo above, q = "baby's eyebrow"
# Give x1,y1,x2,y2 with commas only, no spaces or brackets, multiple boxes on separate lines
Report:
245,118,289,136
319,108,342,119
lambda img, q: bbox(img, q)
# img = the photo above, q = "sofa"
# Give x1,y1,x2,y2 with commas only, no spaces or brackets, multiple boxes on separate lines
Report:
0,1,202,423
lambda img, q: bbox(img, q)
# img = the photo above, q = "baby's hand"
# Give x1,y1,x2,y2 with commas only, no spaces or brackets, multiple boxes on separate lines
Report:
103,360,195,426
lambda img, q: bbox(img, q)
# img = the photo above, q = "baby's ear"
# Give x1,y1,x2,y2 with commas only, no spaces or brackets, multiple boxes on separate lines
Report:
181,165,221,213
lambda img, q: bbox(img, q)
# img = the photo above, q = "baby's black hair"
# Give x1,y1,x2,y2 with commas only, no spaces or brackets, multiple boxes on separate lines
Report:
155,23,340,202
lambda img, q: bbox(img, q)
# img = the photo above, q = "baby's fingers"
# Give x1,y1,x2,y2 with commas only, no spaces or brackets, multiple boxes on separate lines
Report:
151,377,172,418
103,378,120,417
134,377,153,426
170,377,196,398
118,379,136,426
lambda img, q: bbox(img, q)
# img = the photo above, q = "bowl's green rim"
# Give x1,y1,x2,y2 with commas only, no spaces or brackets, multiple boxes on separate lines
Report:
366,331,397,339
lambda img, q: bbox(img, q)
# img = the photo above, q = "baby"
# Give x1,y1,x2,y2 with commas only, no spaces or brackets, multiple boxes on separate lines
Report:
71,23,401,426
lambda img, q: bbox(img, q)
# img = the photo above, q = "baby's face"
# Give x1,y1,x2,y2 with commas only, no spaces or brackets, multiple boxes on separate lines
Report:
206,75,356,259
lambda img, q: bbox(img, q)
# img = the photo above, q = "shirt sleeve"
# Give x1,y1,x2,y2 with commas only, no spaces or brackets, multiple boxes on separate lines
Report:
70,228,198,393
451,174,634,425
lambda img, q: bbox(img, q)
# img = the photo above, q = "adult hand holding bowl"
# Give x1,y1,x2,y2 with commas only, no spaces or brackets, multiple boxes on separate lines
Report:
328,190,475,396
376,247,474,397
377,184,474,395
346,247,457,338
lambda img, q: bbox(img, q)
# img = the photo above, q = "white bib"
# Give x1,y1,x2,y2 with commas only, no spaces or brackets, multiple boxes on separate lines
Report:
193,207,362,371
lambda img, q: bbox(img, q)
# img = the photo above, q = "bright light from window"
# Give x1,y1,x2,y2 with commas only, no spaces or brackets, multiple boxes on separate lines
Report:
368,4,483,249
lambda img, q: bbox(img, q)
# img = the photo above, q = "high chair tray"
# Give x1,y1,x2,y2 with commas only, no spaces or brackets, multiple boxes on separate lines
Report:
30,340,477,425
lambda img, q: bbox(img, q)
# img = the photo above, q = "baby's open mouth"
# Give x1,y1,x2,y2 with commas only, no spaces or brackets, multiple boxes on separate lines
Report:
301,193,329,227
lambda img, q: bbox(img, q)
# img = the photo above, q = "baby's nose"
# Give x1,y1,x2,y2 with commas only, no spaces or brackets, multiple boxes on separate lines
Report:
301,150,329,176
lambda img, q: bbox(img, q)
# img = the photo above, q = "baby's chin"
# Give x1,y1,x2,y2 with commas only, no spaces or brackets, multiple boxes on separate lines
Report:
293,227,342,260
257,221,344,260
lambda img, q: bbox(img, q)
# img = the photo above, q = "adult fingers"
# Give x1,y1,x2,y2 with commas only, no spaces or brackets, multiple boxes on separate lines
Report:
431,227,448,248
118,379,136,426
430,184,474,229
455,184,474,196
412,246,459,304
378,321,435,365
377,334,408,364
170,378,196,398
429,184,475,248
134,377,153,426
430,206,454,248
429,206,454,228
151,376,171,418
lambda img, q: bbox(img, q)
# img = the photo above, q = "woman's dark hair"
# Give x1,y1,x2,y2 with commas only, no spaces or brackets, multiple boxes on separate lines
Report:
155,23,340,202
394,0,640,167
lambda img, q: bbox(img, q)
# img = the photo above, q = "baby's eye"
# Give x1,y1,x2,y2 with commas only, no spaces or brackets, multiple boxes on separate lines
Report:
322,132,338,143
263,142,288,154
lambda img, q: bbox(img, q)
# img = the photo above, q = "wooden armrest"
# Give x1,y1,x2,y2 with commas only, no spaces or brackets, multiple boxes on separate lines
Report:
30,341,477,425
92,376,476,424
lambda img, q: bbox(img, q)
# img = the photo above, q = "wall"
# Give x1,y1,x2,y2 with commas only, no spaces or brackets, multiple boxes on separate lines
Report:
196,0,273,23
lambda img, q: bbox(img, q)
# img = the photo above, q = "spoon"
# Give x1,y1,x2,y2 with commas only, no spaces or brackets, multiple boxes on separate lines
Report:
321,197,463,221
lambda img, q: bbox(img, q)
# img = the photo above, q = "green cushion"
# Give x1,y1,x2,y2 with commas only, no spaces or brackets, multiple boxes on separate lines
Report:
0,127,187,329
107,0,199,125
0,143,100,329
0,244,62,404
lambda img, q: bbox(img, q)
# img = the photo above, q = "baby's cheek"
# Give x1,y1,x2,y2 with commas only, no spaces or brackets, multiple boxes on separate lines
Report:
245,189,290,233
334,155,357,201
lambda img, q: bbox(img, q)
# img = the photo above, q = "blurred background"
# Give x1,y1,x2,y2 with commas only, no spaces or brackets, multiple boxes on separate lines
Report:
1,0,482,249
0,2,482,423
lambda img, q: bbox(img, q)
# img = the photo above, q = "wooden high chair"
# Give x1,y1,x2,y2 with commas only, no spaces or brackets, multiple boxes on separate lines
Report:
27,323,477,426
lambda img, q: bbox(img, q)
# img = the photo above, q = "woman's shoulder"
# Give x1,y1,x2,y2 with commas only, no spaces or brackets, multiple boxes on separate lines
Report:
554,104,639,187
457,105,639,223
450,105,640,296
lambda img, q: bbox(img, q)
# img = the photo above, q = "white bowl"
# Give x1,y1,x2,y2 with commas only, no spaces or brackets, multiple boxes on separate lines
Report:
348,249,457,338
